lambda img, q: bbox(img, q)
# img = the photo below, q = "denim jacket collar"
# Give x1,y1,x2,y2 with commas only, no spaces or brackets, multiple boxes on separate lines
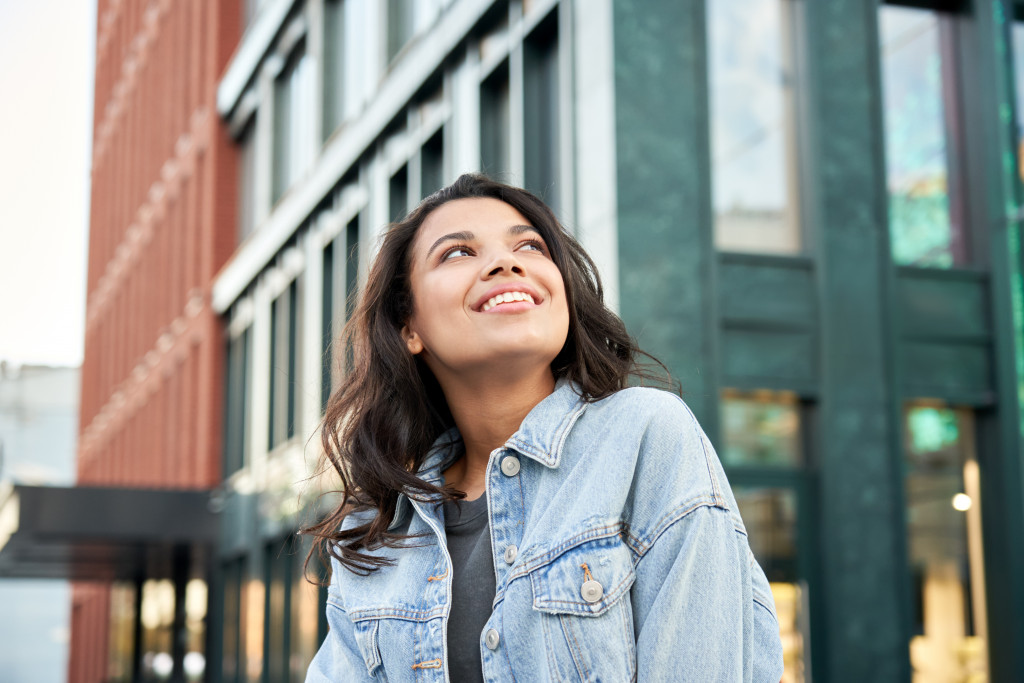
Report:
389,379,588,530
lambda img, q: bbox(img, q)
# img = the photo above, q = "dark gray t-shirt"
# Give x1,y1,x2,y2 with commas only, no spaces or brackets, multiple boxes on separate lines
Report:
443,493,496,683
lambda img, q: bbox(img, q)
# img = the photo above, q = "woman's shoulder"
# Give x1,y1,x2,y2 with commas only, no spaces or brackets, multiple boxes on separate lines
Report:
585,386,700,433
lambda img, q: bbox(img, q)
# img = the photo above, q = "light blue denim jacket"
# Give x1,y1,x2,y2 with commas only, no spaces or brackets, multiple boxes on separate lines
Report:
307,381,785,682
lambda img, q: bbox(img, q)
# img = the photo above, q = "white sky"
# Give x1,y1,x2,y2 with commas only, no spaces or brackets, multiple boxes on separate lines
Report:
0,0,96,367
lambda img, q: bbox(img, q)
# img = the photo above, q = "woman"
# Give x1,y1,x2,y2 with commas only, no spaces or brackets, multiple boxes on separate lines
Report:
304,174,784,682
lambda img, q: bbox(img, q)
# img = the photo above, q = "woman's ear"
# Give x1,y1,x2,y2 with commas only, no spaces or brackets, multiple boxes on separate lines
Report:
400,325,424,355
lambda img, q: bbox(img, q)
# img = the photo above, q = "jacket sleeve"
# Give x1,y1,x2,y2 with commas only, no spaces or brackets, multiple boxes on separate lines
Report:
629,503,784,683
305,572,378,682
623,392,784,682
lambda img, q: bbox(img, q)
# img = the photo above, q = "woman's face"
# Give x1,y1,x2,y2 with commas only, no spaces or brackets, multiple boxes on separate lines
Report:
401,197,570,384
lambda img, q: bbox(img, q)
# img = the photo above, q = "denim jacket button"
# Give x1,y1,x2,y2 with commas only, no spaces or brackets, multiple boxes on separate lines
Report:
503,544,518,564
484,628,500,650
581,580,604,603
500,455,521,476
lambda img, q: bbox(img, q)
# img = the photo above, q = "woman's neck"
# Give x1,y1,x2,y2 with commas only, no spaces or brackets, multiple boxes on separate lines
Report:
440,368,556,499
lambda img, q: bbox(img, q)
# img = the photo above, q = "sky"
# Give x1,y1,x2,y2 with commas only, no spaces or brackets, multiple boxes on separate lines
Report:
0,0,96,368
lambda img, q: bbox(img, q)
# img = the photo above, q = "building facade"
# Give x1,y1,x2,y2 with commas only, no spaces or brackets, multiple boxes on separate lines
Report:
211,0,1024,682
1,0,1020,681
0,363,79,683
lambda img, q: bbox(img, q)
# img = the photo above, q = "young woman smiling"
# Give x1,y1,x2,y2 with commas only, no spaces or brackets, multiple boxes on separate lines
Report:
304,174,785,682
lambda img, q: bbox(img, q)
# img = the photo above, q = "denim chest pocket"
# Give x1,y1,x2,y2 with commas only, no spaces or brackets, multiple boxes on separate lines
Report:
527,535,638,682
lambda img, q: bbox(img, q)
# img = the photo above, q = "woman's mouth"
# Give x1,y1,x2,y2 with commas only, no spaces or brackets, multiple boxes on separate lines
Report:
481,291,536,312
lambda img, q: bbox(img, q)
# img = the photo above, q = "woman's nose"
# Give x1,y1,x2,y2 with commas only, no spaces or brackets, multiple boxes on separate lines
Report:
484,250,524,277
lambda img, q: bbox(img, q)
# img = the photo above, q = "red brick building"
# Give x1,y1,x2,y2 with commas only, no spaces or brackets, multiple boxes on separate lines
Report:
70,1,239,680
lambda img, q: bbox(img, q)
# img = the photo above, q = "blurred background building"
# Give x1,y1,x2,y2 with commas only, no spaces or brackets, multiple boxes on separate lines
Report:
0,363,78,682
2,0,1023,681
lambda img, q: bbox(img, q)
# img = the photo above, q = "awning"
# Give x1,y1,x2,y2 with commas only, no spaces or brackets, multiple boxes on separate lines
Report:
0,483,218,580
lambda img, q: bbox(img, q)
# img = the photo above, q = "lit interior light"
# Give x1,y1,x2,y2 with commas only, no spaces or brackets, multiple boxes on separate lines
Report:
952,493,972,511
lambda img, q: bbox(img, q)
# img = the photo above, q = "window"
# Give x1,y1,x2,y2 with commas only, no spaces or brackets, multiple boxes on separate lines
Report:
269,281,299,449
224,328,251,476
421,129,444,198
721,388,811,683
239,116,258,242
322,216,360,410
480,62,511,180
321,242,334,412
221,558,246,683
263,539,292,683
390,165,409,222
720,389,803,468
880,6,966,267
387,0,416,62
140,580,175,680
107,582,136,683
734,487,806,683
1012,17,1024,181
708,0,804,255
523,14,560,213
273,44,315,204
323,0,346,139
902,404,987,681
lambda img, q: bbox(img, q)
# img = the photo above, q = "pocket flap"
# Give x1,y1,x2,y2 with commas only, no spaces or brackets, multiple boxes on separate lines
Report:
529,536,635,617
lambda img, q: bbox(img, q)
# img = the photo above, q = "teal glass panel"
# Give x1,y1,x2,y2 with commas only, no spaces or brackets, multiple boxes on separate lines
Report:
708,0,802,254
902,404,988,680
734,487,805,683
721,390,802,467
880,7,961,267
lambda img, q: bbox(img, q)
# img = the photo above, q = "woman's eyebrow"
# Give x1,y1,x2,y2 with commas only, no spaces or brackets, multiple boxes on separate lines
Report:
508,224,540,237
425,231,475,260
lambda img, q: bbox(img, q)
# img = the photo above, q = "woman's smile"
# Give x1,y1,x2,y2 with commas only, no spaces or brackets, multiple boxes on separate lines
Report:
474,284,543,312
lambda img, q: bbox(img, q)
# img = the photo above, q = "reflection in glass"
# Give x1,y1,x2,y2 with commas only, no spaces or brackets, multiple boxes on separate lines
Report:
903,404,987,682
721,389,802,467
880,8,962,267
734,487,806,683
107,582,136,682
1012,23,1024,182
708,0,802,254
140,579,175,681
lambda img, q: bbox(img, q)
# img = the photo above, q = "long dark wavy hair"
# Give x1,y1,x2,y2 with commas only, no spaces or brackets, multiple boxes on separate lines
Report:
303,173,666,575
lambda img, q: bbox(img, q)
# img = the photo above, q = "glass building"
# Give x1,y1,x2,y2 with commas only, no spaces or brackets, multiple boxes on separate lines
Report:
127,0,1024,680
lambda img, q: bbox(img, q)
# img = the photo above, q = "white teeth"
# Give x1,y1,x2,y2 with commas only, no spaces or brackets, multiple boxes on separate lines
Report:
481,291,535,311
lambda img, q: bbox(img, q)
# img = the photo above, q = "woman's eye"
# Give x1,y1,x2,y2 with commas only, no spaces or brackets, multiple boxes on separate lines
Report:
441,246,472,261
519,240,546,253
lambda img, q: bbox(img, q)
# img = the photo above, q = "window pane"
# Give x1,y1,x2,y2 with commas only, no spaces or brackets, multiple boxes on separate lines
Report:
323,0,345,139
387,0,416,62
269,282,298,449
524,14,560,213
708,0,802,254
290,543,320,682
480,63,511,181
390,165,408,222
734,487,806,683
224,328,250,475
721,389,802,467
263,540,291,683
273,45,314,204
903,404,988,681
107,582,136,682
239,117,258,242
321,242,334,413
880,7,963,267
222,559,245,683
421,129,445,199
1013,21,1024,182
